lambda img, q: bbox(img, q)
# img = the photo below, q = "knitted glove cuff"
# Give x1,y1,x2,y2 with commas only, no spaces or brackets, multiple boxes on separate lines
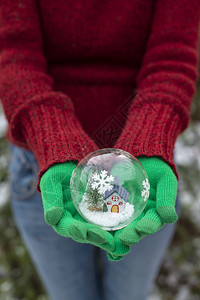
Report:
115,101,182,179
7,92,98,190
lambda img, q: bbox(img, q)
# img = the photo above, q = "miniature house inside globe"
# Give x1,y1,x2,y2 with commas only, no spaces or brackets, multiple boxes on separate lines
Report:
70,148,150,231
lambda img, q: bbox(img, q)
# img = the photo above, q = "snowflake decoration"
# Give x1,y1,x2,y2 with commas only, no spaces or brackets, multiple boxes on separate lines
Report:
91,170,114,195
141,178,150,202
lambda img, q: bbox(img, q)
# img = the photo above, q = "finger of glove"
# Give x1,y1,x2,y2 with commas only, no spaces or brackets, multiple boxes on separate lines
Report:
100,229,130,257
118,209,163,246
117,211,145,246
41,182,64,226
86,225,115,252
64,210,115,251
69,222,115,252
134,208,164,236
111,233,131,255
53,210,88,241
107,252,125,261
118,228,140,246
62,207,114,251
156,172,178,224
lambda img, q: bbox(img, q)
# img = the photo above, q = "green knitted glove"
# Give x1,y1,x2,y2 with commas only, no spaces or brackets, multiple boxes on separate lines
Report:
40,162,115,253
108,156,178,261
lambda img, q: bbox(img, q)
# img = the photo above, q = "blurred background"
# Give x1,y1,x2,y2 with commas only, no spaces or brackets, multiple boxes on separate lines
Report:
0,64,200,300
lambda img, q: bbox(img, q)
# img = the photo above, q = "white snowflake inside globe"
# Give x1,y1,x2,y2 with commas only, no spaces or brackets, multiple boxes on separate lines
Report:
70,148,150,231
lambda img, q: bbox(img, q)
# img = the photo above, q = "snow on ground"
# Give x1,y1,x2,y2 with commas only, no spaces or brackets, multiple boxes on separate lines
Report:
0,182,9,207
0,106,7,138
175,123,200,168
79,199,134,229
0,107,9,207
148,291,162,300
175,123,200,226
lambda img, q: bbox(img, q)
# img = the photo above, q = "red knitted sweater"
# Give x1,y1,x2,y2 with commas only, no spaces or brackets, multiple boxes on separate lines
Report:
0,0,199,183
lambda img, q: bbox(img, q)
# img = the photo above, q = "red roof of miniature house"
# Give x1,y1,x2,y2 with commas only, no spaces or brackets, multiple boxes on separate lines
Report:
104,175,129,202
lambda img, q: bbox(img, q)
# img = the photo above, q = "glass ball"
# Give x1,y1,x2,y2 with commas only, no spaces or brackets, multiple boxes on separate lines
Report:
70,148,150,231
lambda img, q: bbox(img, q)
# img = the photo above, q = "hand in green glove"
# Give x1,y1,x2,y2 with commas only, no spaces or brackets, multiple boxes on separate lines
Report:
40,161,115,253
108,156,178,261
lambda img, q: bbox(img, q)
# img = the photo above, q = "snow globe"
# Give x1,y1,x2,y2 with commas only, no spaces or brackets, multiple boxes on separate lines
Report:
70,148,150,231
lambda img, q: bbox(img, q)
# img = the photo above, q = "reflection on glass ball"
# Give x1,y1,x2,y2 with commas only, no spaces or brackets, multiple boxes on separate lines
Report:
70,148,150,231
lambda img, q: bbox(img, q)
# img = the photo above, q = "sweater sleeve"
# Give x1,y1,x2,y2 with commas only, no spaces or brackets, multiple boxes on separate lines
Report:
115,0,200,178
0,0,98,184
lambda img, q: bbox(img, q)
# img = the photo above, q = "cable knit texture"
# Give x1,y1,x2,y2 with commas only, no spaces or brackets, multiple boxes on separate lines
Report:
0,0,199,184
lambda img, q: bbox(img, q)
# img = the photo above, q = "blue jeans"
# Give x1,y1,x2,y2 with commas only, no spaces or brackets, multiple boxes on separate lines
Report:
9,144,181,300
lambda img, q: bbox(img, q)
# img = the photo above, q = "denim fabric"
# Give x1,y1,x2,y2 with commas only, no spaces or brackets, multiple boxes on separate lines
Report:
9,144,181,300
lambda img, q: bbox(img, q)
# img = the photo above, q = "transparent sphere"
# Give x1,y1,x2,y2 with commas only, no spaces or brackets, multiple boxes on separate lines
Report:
70,148,150,231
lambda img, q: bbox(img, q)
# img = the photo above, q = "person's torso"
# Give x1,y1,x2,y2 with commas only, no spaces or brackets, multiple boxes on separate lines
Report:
37,0,154,147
